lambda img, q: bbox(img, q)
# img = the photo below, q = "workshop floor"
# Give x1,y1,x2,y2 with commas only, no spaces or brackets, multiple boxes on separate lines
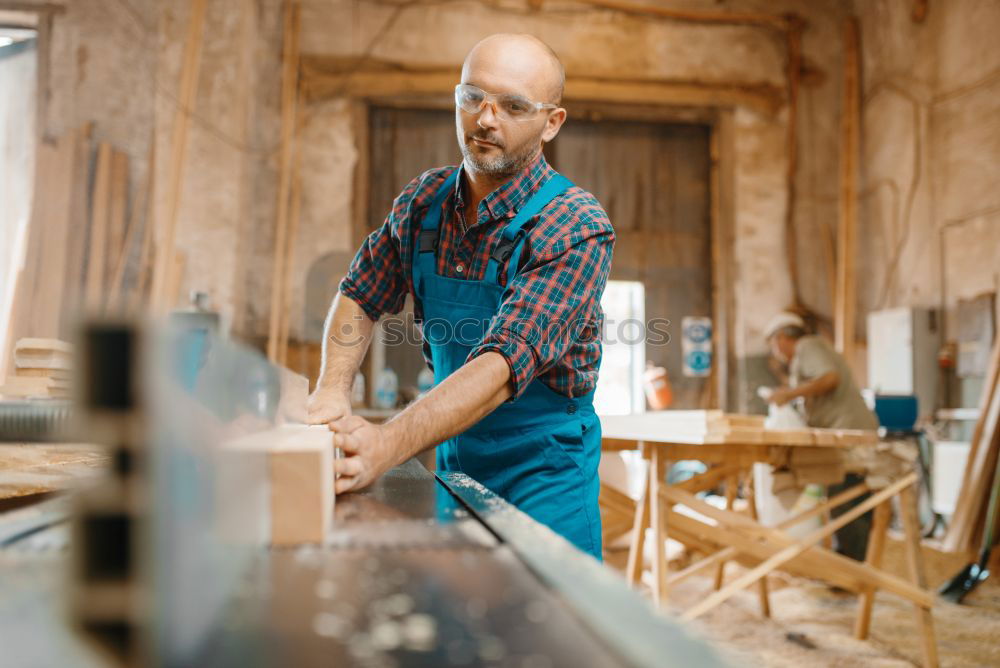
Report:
606,539,1000,667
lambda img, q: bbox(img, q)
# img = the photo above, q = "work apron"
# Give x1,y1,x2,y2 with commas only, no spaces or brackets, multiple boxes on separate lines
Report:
412,169,603,560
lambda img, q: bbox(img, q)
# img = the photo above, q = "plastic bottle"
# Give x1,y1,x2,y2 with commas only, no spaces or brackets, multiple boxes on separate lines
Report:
374,367,398,410
417,367,434,397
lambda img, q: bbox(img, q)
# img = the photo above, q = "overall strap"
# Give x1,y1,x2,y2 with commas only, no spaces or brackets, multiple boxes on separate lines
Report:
484,173,573,286
412,168,460,298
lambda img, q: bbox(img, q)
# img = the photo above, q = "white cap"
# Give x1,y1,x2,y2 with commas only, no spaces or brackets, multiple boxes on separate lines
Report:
763,312,805,339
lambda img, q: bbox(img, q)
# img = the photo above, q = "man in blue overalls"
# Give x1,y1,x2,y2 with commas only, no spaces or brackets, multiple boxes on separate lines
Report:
308,34,614,560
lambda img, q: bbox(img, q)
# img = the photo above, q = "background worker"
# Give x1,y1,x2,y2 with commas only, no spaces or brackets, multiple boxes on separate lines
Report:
765,312,879,561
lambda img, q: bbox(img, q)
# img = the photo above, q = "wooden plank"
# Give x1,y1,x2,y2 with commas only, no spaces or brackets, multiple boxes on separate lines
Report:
108,139,154,313
32,132,76,336
276,125,303,366
855,501,891,640
835,16,860,359
85,142,113,311
900,485,939,668
60,123,95,335
104,150,130,308
127,140,158,315
945,336,1000,551
680,473,921,620
266,0,301,362
150,0,208,310
221,424,334,545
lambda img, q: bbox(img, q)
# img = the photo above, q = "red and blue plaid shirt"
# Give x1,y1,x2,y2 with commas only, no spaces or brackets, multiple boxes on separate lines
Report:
339,153,614,399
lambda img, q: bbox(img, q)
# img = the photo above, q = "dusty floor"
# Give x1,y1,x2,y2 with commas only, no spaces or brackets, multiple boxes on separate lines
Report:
606,539,1000,667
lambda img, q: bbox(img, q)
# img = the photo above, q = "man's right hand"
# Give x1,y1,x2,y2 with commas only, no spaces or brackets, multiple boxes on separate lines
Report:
307,385,352,425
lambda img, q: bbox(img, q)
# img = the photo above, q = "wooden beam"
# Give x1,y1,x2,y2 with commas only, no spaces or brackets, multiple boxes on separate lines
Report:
835,17,860,358
267,0,301,362
570,0,794,31
150,0,207,311
299,58,784,116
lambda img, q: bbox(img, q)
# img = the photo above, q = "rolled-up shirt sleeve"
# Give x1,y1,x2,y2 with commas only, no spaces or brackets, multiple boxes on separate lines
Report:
469,218,614,399
338,218,407,322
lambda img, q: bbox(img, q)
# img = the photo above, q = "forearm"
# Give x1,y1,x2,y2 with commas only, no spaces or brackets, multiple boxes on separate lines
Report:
382,352,513,464
317,292,375,394
791,371,839,399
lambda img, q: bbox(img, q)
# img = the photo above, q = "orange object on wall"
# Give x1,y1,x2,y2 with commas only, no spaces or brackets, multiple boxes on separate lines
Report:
643,363,674,410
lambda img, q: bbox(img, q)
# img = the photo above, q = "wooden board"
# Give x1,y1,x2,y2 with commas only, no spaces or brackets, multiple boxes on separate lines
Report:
221,424,334,545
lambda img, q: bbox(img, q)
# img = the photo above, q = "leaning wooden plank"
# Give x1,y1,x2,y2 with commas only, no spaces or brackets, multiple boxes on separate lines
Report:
680,473,921,621
31,131,78,337
221,424,334,545
60,123,95,336
855,501,892,640
104,150,130,304
109,139,154,313
266,0,301,362
150,0,208,310
945,370,1000,553
945,338,1000,552
85,142,113,312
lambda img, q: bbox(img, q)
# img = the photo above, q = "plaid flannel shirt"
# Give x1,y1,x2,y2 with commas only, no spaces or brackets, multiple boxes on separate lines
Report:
339,153,614,400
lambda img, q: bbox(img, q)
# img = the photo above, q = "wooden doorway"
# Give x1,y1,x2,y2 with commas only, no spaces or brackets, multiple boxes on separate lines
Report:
364,106,713,408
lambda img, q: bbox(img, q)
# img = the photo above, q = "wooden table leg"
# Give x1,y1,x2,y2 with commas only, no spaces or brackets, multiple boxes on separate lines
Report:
745,471,771,618
854,500,891,639
650,448,669,608
900,484,939,668
713,472,739,590
626,471,650,587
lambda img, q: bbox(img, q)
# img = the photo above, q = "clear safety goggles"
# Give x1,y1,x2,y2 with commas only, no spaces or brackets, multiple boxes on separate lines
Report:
454,83,557,122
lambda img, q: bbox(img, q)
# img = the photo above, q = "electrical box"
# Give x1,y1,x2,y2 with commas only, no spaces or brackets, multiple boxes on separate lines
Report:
867,307,940,419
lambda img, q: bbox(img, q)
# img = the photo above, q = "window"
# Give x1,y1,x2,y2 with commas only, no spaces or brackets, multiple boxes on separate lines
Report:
594,280,645,415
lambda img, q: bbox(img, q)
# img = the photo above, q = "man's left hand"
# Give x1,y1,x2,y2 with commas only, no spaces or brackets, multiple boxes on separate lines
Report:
329,416,398,494
770,386,797,406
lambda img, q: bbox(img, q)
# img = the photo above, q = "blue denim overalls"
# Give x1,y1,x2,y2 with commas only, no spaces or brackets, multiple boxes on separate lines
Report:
413,168,603,559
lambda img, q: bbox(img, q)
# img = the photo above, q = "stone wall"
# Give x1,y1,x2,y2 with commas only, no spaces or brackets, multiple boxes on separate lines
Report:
857,0,1000,342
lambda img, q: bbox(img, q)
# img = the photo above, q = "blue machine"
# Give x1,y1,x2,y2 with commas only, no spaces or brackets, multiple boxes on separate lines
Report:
874,394,919,433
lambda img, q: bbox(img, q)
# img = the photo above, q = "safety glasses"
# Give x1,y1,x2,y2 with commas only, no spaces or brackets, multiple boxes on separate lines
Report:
454,83,557,122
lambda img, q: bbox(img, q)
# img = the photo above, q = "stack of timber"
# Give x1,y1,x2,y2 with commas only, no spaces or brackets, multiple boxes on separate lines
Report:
2,126,155,377
943,337,1000,554
0,338,73,399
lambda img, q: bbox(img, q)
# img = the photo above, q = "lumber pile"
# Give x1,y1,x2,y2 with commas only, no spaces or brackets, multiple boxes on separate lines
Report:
943,337,1000,554
2,126,156,377
0,338,73,399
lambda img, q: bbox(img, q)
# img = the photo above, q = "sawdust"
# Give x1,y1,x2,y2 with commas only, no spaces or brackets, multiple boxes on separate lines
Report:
606,539,1000,667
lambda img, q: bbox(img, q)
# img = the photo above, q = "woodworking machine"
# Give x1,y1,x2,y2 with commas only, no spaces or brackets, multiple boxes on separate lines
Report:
0,321,727,668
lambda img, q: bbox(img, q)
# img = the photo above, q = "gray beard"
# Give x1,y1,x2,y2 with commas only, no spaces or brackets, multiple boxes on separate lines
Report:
458,132,540,180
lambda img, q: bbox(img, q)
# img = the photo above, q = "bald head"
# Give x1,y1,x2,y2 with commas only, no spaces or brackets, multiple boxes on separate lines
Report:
462,33,565,104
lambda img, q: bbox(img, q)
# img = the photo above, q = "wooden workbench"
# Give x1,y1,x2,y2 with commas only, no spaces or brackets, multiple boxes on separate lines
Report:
599,411,938,668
